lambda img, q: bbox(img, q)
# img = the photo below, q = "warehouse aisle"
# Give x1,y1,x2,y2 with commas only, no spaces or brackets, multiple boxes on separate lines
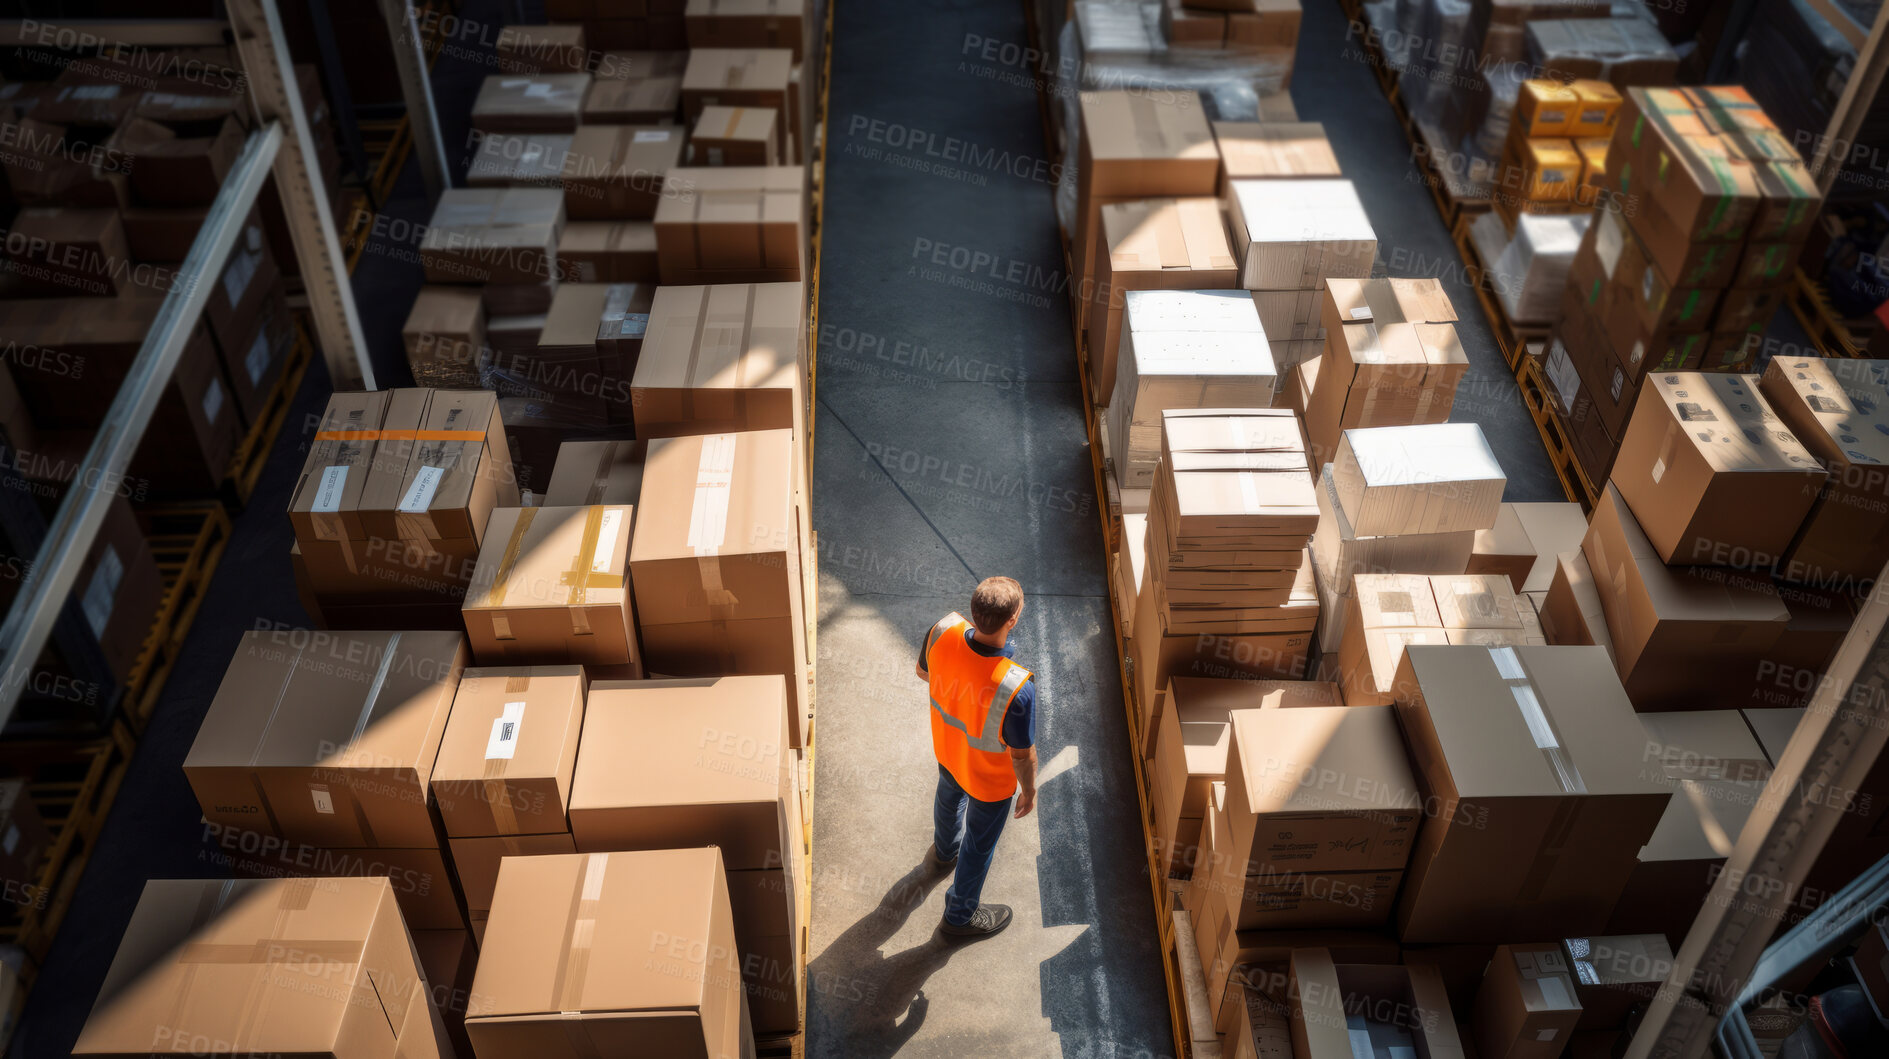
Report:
803,0,1172,1055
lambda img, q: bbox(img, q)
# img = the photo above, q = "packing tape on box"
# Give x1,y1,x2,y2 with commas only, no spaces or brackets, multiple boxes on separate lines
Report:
241,640,308,838
550,852,610,1013
559,508,627,631
1487,646,1586,794
482,677,528,833
687,434,744,613
320,632,403,849
584,442,620,505
721,106,747,139
483,508,538,608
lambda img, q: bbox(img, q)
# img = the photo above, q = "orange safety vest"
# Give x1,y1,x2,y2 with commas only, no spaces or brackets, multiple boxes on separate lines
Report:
925,613,1031,802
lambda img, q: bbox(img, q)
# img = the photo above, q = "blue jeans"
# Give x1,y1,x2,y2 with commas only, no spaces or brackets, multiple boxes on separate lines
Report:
933,764,1011,925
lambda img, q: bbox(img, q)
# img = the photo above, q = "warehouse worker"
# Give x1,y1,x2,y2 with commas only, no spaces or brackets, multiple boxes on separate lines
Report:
916,575,1037,940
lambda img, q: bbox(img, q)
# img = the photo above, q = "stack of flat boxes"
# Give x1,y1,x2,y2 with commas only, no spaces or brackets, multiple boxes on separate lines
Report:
288,389,519,628
1550,86,1822,488
1548,371,1828,710
1308,422,1507,668
1226,177,1376,379
1301,279,1469,468
1129,409,1320,744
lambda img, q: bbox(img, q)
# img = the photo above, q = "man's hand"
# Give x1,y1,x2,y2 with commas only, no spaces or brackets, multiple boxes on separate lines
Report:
1013,787,1036,819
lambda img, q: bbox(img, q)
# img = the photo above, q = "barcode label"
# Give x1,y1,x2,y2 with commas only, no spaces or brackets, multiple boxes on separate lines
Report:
486,701,528,759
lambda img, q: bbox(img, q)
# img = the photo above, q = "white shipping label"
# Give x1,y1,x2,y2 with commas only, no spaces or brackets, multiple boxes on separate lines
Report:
592,508,623,573
633,129,672,142
310,786,335,815
1651,457,1666,484
246,329,274,385
486,701,528,759
1595,211,1624,280
82,545,124,637
312,466,349,512
1536,1030,1560,1042
1349,306,1372,319
687,434,739,556
1536,974,1575,1010
202,377,225,423
399,465,446,514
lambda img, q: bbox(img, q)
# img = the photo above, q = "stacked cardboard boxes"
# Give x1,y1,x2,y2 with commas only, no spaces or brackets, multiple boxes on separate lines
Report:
1226,178,1377,374
289,389,519,626
1492,78,1620,225
1130,409,1320,735
1302,279,1468,465
568,676,805,1035
1309,423,1508,657
1085,196,1240,389
1106,289,1278,491
1337,572,1544,705
1758,357,1889,587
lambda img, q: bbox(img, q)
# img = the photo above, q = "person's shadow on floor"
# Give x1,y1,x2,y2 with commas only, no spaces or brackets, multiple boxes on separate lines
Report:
806,855,983,1057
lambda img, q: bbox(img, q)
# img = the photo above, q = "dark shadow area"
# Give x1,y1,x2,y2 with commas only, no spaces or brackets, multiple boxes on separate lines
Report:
806,857,966,1058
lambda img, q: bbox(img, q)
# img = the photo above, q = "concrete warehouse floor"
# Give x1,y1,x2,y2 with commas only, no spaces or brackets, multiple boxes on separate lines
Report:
6,0,1827,1054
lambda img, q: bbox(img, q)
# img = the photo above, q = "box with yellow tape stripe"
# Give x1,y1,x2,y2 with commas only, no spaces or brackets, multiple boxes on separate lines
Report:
463,504,640,669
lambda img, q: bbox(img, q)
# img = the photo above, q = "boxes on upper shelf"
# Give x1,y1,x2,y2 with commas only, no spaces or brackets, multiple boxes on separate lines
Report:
680,48,797,161
421,188,565,285
691,105,781,165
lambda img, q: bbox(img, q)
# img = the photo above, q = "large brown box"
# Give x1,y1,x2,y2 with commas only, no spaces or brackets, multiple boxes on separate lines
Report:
449,831,578,912
559,221,661,283
73,878,452,1059
1074,91,1219,288
117,116,243,207
1610,371,1825,566
403,286,488,389
1471,944,1585,1059
420,188,565,285
1581,484,1790,709
468,849,752,1058
1085,197,1238,402
570,676,795,873
1221,705,1420,879
691,105,780,166
1304,278,1467,457
631,432,810,742
585,50,687,124
680,49,795,161
184,630,468,848
1392,644,1672,942
632,281,804,437
684,0,808,58
565,124,685,220
1759,356,1889,584
1339,573,1543,707
653,166,804,284
432,665,587,837
1211,121,1340,190
1290,952,1468,1059
471,73,591,132
1614,89,1760,280
3,207,128,296
463,505,640,667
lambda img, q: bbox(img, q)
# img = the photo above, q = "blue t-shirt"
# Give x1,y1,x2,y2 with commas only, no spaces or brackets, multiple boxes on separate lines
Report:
919,627,1035,750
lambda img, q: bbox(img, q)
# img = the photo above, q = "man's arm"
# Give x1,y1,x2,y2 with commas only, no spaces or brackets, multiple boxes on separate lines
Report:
1010,746,1037,818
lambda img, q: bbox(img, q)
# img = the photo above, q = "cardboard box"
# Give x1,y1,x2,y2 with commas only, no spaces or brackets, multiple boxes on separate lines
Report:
652,166,804,283
471,73,591,132
421,188,565,285
1569,80,1621,137
558,220,660,283
216,836,465,930
564,125,684,220
1212,121,1340,189
1107,289,1276,489
546,439,647,505
1525,18,1679,86
1392,644,1672,942
585,50,687,123
632,282,803,437
1309,464,1478,652
403,286,488,389
1609,218,1723,334
1087,197,1239,401
1225,179,1376,291
495,24,588,73
1290,951,1467,1059
631,432,810,741
414,928,479,1056
185,630,467,848
680,48,795,160
432,665,587,837
463,505,639,667
568,675,795,870
1471,944,1585,1059
3,208,128,296
449,831,579,911
117,115,242,206
1130,574,1314,737
1339,573,1542,706
467,849,752,1057
1759,356,1889,584
1537,550,1617,665
691,105,779,165
1201,864,1403,931
1468,504,1537,593
1610,372,1823,567
1330,424,1506,537
73,878,451,1059
1307,279,1467,455
1074,90,1219,283
1221,705,1419,879
685,0,808,58
1562,935,1671,1030
1515,80,1579,137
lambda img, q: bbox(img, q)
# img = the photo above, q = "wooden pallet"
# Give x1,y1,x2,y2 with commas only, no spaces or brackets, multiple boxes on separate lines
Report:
0,720,138,963
120,503,233,732
1787,266,1872,357
1450,213,1551,372
1414,119,1493,232
225,315,315,507
1515,351,1600,512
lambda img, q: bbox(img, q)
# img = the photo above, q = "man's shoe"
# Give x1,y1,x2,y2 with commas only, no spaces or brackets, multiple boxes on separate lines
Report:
923,844,958,874
941,904,1013,939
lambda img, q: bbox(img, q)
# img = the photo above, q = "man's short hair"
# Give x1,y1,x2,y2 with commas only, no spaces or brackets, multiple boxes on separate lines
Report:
971,576,1024,635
